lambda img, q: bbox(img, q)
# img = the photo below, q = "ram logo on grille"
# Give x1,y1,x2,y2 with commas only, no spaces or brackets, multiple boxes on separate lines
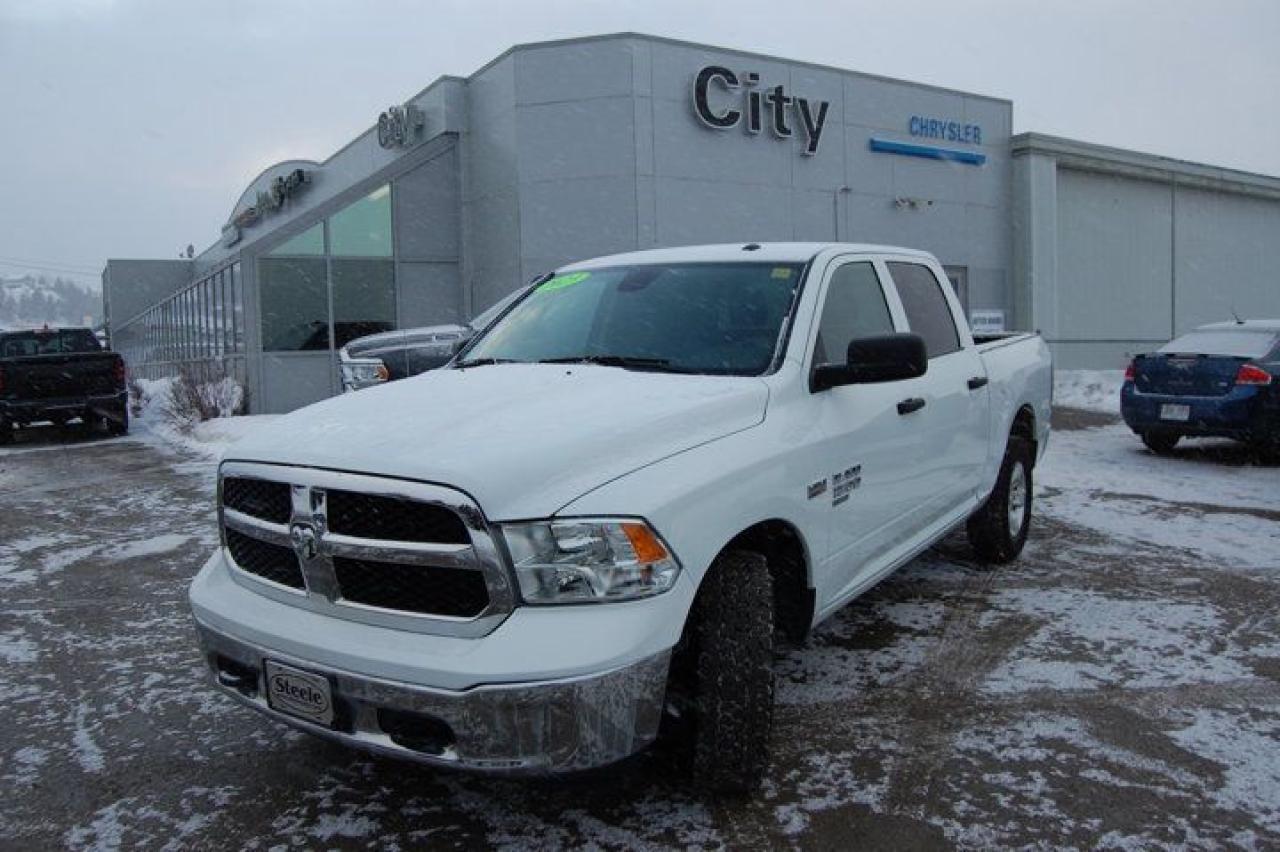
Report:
290,524,319,562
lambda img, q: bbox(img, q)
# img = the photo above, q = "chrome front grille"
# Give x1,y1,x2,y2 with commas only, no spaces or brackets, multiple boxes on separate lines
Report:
222,477,292,524
224,527,304,590
217,462,514,637
325,489,470,544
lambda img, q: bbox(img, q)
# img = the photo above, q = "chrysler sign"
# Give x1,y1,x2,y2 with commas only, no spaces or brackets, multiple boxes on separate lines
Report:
692,65,830,155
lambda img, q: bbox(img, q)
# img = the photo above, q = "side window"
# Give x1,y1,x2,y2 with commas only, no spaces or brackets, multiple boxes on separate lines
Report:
814,262,895,364
887,262,960,358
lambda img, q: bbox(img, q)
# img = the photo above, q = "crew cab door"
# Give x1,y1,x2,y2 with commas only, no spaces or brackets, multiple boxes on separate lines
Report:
882,260,990,517
804,258,930,604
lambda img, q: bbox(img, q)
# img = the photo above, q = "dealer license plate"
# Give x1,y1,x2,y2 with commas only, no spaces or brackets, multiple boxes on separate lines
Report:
1160,404,1190,422
264,660,335,727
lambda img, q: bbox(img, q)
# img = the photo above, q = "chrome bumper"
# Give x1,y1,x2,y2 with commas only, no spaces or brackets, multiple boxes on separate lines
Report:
194,618,671,774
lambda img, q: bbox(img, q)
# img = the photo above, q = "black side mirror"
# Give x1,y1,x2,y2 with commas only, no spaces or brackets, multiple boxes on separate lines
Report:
811,333,928,392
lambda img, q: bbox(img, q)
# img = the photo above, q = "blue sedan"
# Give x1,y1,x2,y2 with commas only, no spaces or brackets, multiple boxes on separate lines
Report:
1121,320,1279,460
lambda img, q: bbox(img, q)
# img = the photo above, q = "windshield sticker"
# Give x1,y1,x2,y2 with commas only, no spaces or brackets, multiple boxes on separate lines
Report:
538,272,592,292
771,267,794,279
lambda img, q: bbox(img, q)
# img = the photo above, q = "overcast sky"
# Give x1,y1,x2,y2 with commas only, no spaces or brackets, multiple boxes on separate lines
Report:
2,0,1277,287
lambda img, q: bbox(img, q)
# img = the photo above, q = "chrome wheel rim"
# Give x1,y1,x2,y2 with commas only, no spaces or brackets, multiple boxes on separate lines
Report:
1007,462,1027,537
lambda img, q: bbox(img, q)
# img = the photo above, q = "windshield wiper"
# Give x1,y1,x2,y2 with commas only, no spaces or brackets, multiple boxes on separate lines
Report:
455,357,520,369
537,355,682,372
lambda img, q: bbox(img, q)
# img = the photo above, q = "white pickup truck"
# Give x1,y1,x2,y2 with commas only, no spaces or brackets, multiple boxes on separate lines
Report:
190,243,1052,792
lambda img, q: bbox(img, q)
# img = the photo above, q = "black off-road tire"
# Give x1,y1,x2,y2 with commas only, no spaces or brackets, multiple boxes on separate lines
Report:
967,436,1033,564
1141,431,1180,455
676,550,776,795
0,419,12,445
107,407,129,437
1250,429,1280,465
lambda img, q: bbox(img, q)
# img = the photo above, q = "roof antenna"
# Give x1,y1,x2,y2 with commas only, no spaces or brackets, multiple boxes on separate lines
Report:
1230,304,1243,325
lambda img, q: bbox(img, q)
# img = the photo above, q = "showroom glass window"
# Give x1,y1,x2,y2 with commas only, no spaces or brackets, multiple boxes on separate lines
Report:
260,223,329,351
257,185,396,352
330,185,395,348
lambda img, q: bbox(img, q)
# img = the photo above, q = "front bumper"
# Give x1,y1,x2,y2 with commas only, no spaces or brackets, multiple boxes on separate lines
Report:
189,547,690,773
195,617,671,773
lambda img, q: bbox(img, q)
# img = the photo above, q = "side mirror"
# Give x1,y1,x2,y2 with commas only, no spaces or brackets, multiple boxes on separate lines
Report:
450,332,473,356
811,333,928,392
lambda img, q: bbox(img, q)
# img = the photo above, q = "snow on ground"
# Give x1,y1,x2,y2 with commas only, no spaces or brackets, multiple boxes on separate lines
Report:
132,377,277,460
1038,423,1278,568
3,385,1279,847
1053,369,1125,414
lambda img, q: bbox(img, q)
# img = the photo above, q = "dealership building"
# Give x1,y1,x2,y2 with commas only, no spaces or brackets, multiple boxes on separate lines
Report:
102,33,1280,413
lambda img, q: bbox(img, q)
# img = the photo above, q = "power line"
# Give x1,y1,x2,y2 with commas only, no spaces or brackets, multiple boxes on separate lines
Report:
0,256,102,277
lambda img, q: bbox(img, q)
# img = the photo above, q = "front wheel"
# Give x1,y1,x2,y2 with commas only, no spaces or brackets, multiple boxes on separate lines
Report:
1141,431,1180,455
667,550,775,794
967,436,1033,564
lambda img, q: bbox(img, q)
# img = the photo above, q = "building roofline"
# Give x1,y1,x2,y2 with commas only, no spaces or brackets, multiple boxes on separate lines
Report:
1012,131,1280,197
465,32,1012,105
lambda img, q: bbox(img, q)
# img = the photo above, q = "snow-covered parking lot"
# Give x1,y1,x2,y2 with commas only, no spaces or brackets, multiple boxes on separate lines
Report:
2,398,1278,849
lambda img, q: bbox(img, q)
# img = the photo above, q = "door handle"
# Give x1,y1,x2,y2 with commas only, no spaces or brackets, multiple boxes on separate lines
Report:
897,397,926,415
967,376,989,390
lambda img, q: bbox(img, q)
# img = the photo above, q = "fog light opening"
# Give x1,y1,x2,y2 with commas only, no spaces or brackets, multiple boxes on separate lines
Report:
376,708,456,755
214,655,259,698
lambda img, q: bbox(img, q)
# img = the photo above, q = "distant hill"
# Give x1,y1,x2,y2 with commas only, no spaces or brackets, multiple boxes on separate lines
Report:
0,275,102,330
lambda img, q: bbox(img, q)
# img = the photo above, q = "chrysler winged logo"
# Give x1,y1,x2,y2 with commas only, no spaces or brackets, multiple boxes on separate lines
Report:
290,523,319,562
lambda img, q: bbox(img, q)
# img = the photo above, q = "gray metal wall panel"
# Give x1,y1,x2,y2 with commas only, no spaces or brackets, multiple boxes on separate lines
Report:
1174,186,1280,329
464,193,521,315
464,57,519,201
515,98,638,182
653,179,794,245
515,40,636,104
394,148,460,261
397,262,462,327
462,55,521,316
258,353,334,414
519,176,639,264
1048,340,1159,370
1055,169,1172,341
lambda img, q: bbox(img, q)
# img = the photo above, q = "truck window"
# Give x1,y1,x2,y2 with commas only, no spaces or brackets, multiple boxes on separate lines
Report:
886,262,960,358
813,262,895,364
0,328,103,358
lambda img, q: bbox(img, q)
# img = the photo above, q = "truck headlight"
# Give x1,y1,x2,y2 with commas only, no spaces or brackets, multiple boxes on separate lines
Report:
500,518,680,604
340,359,389,389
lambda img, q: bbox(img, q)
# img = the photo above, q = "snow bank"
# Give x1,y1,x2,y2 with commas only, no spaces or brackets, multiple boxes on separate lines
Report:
133,376,276,460
1053,369,1124,414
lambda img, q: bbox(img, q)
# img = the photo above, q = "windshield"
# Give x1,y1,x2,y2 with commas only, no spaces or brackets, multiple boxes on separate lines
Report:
461,262,803,375
1159,330,1277,358
470,288,524,331
1,328,102,357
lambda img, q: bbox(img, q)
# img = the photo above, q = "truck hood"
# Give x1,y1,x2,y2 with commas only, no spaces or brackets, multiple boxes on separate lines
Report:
227,364,769,519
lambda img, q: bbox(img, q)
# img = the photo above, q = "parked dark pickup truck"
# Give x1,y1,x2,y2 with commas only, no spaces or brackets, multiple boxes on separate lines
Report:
0,327,128,444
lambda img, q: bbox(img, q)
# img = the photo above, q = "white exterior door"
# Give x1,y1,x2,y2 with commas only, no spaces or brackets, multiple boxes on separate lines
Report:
802,259,930,604
884,261,990,516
